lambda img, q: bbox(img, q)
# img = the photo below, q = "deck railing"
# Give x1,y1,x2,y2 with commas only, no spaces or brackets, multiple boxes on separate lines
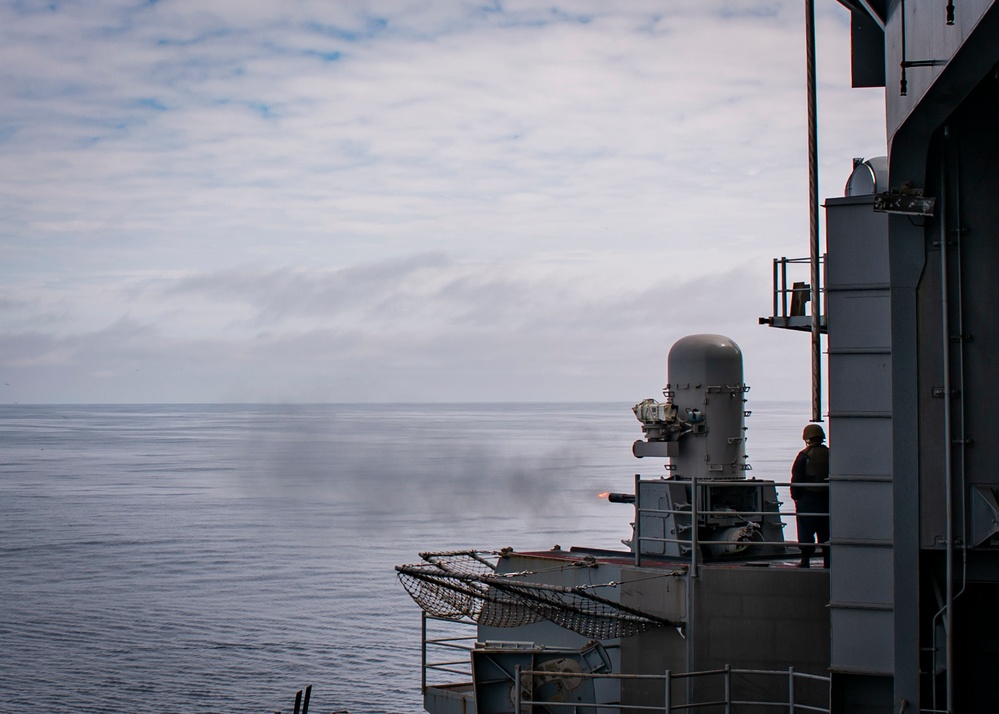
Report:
631,474,830,568
511,664,831,713
421,612,476,692
760,256,826,333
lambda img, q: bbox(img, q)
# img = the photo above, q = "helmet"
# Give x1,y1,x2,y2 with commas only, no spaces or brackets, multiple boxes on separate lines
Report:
802,424,825,441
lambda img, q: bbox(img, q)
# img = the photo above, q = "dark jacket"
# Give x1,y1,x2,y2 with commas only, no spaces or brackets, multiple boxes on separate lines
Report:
791,443,829,506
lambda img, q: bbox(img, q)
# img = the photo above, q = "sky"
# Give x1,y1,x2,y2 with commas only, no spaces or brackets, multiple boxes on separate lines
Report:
0,0,887,404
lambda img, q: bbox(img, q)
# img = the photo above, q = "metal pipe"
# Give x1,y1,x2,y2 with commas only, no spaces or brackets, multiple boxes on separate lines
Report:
773,258,780,318
690,475,699,578
686,476,698,707
634,473,642,567
515,665,522,713
781,258,788,317
953,138,969,609
941,125,954,714
805,0,823,423
951,157,971,616
941,128,972,713
724,665,732,714
789,666,797,713
900,0,908,95
421,610,427,693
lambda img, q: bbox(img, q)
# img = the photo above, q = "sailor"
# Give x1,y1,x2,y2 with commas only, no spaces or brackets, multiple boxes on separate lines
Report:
791,423,829,568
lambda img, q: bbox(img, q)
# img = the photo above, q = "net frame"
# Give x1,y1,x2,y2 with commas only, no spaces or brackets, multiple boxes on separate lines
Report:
396,550,684,640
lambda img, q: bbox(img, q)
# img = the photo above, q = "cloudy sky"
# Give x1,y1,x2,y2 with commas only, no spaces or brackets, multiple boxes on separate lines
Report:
1,1,885,404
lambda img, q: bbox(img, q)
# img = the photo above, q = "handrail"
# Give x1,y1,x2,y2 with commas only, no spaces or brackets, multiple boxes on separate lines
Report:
762,256,827,334
630,477,827,488
510,663,831,713
632,475,834,553
772,256,825,319
421,612,475,692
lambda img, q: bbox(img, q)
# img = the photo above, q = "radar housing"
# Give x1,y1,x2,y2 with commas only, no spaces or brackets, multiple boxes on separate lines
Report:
633,334,750,480
666,334,749,480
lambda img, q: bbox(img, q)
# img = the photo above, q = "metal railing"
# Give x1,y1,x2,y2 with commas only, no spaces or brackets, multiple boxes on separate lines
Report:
761,256,826,333
511,664,831,713
421,611,476,692
632,474,829,568
663,667,830,714
418,618,832,714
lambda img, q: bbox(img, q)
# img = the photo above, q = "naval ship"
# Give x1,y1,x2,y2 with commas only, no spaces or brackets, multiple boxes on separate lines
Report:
397,2,999,712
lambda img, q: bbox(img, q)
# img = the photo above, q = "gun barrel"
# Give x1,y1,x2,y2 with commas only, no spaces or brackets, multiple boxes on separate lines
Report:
608,492,636,504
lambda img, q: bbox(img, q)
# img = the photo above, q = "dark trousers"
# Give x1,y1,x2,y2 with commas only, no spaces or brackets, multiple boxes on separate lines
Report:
796,505,829,566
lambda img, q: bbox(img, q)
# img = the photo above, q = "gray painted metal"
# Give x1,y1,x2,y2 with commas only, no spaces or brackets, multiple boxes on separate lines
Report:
878,6,999,712
665,334,749,481
825,189,894,681
471,642,612,713
633,477,784,559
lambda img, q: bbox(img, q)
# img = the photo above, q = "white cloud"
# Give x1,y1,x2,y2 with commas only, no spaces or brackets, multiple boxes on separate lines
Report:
0,1,885,404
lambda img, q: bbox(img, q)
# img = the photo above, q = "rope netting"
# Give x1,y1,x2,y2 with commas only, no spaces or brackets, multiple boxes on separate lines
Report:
396,550,683,640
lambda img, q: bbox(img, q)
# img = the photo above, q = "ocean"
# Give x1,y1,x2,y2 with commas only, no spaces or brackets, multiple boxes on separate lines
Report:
0,401,809,713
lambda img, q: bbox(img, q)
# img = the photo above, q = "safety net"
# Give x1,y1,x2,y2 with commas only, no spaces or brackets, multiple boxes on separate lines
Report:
395,550,682,640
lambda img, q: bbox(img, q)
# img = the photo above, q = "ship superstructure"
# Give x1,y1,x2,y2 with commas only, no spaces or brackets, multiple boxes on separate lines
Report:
398,333,831,713
398,2,999,712
821,2,999,712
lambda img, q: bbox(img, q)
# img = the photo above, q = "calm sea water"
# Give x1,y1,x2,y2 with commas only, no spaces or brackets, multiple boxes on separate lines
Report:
0,401,809,713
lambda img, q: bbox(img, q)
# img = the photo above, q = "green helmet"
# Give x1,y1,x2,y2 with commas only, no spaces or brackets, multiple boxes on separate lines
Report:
802,423,825,441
